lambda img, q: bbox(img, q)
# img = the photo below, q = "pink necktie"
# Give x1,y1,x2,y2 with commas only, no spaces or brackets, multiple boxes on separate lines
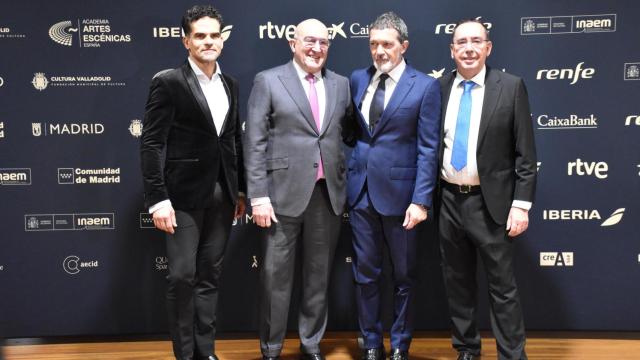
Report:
306,73,324,180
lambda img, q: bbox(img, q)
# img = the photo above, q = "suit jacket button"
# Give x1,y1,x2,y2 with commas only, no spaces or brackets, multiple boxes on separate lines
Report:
313,163,319,168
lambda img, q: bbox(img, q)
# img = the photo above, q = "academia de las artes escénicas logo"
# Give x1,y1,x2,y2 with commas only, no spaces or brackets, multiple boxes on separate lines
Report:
49,18,132,48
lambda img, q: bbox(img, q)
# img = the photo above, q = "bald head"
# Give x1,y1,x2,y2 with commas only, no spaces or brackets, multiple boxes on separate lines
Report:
289,18,330,74
295,18,328,39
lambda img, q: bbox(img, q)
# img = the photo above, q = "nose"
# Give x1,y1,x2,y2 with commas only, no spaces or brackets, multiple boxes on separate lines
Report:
311,40,321,51
375,44,385,55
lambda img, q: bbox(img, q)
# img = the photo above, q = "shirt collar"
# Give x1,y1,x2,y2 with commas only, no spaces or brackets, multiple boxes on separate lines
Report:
188,57,221,82
292,60,322,82
454,65,486,89
373,58,406,84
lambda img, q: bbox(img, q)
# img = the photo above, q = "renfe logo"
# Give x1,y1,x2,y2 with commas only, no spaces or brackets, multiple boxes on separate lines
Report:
536,62,595,84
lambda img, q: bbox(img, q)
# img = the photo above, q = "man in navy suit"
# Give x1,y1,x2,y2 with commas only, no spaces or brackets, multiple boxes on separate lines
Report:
346,12,441,360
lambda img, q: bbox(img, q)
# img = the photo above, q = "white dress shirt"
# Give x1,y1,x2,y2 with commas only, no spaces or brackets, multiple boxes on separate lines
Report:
149,58,230,214
250,61,327,207
361,60,406,126
441,66,530,210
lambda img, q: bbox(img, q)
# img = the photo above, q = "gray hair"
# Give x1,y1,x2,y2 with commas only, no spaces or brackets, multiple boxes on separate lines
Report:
370,12,408,43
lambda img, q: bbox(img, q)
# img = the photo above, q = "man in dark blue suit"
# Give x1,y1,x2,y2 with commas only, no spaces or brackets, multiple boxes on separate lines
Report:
346,12,441,360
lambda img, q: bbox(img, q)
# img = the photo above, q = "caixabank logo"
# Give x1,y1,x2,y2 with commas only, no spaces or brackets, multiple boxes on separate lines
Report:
521,14,616,35
540,252,574,267
536,113,598,130
0,168,31,185
49,19,132,48
25,212,115,231
58,167,120,184
542,208,625,227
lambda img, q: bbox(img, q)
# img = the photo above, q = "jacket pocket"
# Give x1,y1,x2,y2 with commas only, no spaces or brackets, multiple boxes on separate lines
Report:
389,166,417,180
266,157,288,170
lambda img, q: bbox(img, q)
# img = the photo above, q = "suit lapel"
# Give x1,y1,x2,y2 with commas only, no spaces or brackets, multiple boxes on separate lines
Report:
373,65,416,135
477,67,502,151
354,67,376,135
278,61,319,134
218,74,232,135
182,63,218,136
320,71,337,135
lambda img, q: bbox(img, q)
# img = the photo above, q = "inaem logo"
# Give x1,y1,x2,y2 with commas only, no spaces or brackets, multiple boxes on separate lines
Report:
536,62,595,85
49,20,78,46
600,208,625,227
540,252,574,267
63,255,99,275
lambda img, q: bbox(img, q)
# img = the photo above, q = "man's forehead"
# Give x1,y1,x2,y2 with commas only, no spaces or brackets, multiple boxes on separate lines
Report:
297,22,328,38
453,23,485,38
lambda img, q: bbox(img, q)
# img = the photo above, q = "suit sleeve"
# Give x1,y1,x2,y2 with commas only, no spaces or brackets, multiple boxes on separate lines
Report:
140,75,174,209
243,72,272,199
231,78,246,194
512,78,537,203
342,76,359,147
412,79,442,208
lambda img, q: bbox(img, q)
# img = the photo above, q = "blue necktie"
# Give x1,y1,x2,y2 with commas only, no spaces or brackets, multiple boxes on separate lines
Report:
451,80,475,171
369,73,389,133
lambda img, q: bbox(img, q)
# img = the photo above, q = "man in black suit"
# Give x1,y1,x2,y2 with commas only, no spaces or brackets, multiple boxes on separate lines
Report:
437,19,536,360
140,5,245,360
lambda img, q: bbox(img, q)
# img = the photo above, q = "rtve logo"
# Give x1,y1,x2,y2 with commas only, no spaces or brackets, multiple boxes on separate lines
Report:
536,62,595,85
626,115,640,126
258,22,347,40
567,159,608,179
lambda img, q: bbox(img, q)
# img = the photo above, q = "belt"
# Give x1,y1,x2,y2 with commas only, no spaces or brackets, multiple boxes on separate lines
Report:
442,181,481,194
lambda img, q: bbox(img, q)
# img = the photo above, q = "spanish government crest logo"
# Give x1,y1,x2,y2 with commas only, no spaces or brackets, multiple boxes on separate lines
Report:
129,119,143,137
32,73,48,91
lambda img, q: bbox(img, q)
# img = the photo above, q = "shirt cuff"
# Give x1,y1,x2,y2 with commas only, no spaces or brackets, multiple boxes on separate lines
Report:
511,200,532,211
251,197,271,206
149,199,172,214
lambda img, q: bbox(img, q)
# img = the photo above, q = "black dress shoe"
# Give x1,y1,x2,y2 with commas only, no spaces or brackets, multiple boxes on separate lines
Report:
300,353,324,360
362,347,385,360
206,356,219,360
389,348,408,360
457,352,478,360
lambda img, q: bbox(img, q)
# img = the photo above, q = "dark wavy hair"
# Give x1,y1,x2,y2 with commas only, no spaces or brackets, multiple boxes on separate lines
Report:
181,5,224,36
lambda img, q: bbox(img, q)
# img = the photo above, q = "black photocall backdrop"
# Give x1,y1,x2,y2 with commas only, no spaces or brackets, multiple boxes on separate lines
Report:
0,0,639,337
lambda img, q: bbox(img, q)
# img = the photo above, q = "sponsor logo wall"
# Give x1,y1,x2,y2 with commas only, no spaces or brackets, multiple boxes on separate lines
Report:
0,0,638,338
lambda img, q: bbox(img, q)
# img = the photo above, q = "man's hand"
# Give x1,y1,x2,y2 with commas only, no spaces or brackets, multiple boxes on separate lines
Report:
402,203,427,230
153,205,177,234
506,207,529,237
252,203,278,228
235,196,247,219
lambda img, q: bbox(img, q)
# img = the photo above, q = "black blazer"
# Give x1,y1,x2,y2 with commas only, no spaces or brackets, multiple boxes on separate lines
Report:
439,67,537,224
140,62,245,210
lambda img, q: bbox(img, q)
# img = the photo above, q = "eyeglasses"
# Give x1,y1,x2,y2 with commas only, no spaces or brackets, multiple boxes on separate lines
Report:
452,38,490,50
298,36,330,49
